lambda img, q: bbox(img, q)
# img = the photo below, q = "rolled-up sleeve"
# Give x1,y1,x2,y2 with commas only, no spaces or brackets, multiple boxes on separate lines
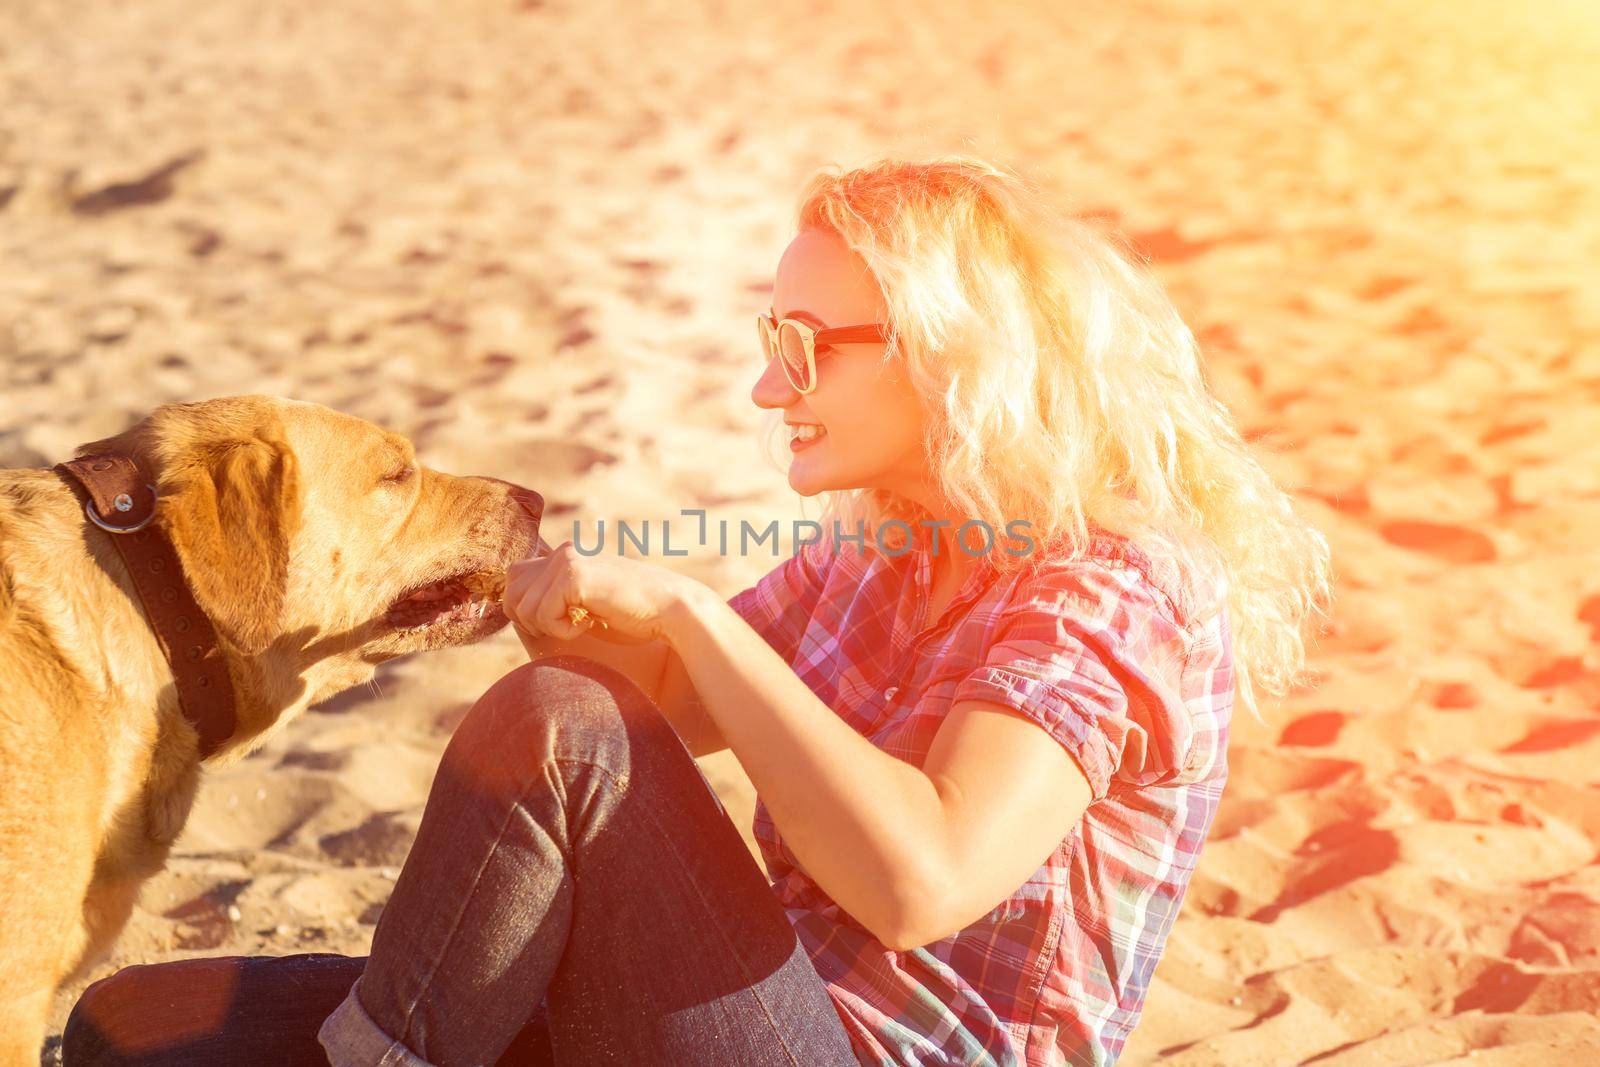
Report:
950,559,1195,804
727,537,835,666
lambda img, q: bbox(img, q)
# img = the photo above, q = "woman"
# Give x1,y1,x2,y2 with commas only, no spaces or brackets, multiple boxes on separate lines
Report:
62,156,1331,1066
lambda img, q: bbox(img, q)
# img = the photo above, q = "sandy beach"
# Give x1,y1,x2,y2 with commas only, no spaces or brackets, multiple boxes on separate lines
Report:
4,0,1600,1062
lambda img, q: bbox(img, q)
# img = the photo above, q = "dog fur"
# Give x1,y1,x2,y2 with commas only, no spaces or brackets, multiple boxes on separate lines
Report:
0,395,545,1064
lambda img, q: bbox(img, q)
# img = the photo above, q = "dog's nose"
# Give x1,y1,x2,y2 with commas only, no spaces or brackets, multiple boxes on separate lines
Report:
475,476,545,528
511,487,544,524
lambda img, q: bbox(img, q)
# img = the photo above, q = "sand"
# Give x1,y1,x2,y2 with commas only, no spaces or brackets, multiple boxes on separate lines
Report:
3,0,1599,1062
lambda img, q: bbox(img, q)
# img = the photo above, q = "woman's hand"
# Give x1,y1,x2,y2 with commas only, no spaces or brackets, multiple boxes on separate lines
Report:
501,540,690,647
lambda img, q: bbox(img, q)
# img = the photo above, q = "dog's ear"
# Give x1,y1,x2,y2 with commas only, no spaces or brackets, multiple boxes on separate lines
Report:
71,397,302,655
0,559,14,632
156,423,303,657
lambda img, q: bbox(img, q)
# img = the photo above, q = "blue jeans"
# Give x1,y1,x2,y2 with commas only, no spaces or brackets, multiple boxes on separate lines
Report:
62,655,863,1066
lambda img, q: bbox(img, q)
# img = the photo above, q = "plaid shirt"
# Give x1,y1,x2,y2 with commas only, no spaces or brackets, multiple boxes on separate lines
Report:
726,522,1234,1066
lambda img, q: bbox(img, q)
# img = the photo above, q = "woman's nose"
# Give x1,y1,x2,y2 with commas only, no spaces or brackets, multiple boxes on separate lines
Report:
750,353,801,410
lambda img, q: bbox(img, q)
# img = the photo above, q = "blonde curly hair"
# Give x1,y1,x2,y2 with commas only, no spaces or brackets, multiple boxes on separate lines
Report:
761,155,1334,725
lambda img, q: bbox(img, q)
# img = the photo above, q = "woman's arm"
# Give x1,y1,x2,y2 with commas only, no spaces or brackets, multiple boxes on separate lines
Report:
663,584,1091,948
654,646,730,758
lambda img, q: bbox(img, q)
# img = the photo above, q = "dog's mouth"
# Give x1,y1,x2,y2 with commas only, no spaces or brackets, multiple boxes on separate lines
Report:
384,568,508,633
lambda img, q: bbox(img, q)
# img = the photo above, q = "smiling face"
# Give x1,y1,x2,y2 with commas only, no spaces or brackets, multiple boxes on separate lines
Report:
753,228,934,505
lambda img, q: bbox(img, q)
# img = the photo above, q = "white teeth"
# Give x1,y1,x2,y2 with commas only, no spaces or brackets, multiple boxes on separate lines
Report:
792,424,825,443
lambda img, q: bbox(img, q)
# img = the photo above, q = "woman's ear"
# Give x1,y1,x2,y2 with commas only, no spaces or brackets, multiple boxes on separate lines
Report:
157,430,303,657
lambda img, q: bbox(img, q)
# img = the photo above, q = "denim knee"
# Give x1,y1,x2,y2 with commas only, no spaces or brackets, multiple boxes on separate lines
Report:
444,655,663,796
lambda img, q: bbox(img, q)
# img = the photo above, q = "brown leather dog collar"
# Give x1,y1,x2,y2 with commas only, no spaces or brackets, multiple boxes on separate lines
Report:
55,453,238,759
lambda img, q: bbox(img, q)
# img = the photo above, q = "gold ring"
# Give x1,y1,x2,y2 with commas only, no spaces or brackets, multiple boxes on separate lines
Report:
567,605,591,627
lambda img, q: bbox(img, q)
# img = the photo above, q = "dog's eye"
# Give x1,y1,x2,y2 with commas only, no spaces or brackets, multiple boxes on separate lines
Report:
383,466,415,484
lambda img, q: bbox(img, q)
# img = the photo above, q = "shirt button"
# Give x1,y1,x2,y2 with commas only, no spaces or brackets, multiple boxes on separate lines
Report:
884,686,899,700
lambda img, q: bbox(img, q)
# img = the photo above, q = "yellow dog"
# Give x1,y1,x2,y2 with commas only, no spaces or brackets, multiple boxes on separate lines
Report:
0,395,546,1065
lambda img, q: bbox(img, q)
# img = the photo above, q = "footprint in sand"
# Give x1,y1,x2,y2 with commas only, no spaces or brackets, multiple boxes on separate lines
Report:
318,812,421,869
1520,655,1594,689
1122,224,1221,264
1250,821,1400,923
574,374,616,396
516,438,618,477
410,384,454,410
1504,713,1600,755
277,749,351,773
1377,519,1497,564
1279,710,1347,746
1576,594,1600,640
1430,680,1480,709
1509,892,1600,967
431,701,476,737
1225,748,1361,796
162,880,252,951
1357,275,1419,301
1479,417,1545,446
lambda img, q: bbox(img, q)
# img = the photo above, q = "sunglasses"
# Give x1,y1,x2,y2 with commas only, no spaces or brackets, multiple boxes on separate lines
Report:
756,311,889,395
